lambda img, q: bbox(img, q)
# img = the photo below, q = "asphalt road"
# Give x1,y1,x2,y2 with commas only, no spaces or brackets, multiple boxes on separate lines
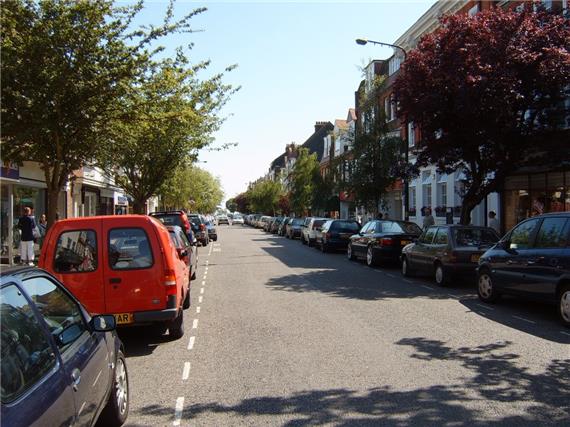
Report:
119,225,569,427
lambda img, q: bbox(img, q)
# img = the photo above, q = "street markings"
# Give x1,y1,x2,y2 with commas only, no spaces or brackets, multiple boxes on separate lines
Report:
476,303,494,311
512,315,536,325
192,319,198,329
196,306,201,313
200,287,204,294
447,294,459,300
386,273,396,278
202,280,206,286
182,362,191,381
421,285,434,290
173,397,184,426
198,296,203,303
403,279,414,284
561,331,570,337
187,336,195,350
213,248,221,252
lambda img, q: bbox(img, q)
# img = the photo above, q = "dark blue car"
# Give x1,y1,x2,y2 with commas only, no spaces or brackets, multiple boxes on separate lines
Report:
317,220,361,253
1,267,129,426
477,212,570,327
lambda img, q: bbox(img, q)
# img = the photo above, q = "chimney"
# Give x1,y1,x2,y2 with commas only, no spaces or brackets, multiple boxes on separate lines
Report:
314,121,328,133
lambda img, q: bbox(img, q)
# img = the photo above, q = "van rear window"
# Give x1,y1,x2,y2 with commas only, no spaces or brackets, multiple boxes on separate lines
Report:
109,228,153,270
54,230,97,273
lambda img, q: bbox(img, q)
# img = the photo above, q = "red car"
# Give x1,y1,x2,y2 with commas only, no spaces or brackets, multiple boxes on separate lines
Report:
39,215,190,339
166,225,198,281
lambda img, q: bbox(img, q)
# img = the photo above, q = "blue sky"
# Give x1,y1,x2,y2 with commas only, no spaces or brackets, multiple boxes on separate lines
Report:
136,0,437,204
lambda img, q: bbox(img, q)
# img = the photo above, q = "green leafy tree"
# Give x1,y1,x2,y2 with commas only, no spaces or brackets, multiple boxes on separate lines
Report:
290,148,320,216
248,179,284,215
226,198,238,212
1,0,208,225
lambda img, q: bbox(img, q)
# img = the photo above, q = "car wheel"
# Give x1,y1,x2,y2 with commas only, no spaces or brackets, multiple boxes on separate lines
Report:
169,309,185,339
321,242,328,253
301,235,307,245
183,289,191,309
99,350,129,427
307,238,313,247
347,243,355,261
434,263,448,287
477,270,500,303
402,256,414,277
558,284,570,327
366,246,376,267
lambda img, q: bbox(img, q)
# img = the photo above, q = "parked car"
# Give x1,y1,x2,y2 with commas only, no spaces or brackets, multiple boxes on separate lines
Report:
39,215,190,339
217,214,229,225
233,214,244,225
167,225,198,281
269,217,284,234
401,225,499,286
1,266,129,427
476,212,570,327
279,217,291,236
286,218,304,239
348,220,423,266
301,217,327,246
317,219,361,252
259,216,272,230
150,210,193,241
188,213,209,246
206,221,218,241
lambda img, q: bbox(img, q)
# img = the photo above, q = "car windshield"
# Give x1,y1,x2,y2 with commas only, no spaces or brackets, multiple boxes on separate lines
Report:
313,219,327,228
453,228,499,247
331,221,360,233
378,221,422,234
152,214,183,228
292,219,304,225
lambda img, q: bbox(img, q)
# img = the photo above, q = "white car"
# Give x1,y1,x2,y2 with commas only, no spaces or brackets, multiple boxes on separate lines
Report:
232,215,244,224
301,217,328,247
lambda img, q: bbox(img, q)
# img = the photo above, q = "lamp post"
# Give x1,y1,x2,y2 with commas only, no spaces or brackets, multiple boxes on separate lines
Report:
355,38,410,222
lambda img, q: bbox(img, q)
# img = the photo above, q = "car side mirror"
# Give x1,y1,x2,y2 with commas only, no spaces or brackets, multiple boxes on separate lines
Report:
90,315,116,332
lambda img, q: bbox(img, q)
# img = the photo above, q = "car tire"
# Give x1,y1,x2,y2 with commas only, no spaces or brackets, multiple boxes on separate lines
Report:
347,243,355,261
434,263,448,287
307,238,313,247
366,246,376,267
477,270,500,303
301,235,307,245
169,309,185,339
558,284,570,328
183,289,191,309
321,242,328,253
99,350,129,427
401,256,414,277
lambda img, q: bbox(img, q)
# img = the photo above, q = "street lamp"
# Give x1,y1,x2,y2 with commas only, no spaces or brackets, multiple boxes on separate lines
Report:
356,37,410,221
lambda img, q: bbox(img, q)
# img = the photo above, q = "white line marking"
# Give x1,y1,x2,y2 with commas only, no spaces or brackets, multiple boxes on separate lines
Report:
196,306,201,313
421,285,434,290
200,287,204,294
173,397,184,426
208,244,213,256
182,362,191,380
512,315,536,325
202,280,206,286
213,248,221,252
192,319,198,329
187,336,195,350
205,267,209,272
92,370,102,387
447,294,459,300
198,296,203,303
386,273,396,278
476,303,494,311
561,331,570,337
403,279,414,284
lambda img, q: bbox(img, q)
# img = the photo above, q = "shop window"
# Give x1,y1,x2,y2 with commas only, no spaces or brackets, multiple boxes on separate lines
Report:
54,230,97,273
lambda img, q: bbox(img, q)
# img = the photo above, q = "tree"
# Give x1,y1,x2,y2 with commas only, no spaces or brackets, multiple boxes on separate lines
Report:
160,163,224,213
248,179,284,215
226,198,238,212
290,148,320,216
1,0,208,225
394,7,570,224
105,55,235,213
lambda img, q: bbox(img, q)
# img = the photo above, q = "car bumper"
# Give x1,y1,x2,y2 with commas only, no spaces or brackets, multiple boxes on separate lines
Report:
323,239,350,250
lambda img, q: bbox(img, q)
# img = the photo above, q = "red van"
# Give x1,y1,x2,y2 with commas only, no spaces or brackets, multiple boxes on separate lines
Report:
39,215,190,339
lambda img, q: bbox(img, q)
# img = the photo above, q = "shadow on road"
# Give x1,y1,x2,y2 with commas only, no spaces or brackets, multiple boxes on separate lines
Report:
132,339,569,426
117,327,174,357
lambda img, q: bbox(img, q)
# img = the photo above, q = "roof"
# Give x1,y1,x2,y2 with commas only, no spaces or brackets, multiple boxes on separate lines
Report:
335,119,348,130
347,109,357,122
270,153,286,169
301,122,333,162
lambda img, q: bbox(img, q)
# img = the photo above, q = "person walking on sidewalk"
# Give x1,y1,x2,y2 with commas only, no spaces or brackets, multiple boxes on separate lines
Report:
18,207,37,265
423,208,435,230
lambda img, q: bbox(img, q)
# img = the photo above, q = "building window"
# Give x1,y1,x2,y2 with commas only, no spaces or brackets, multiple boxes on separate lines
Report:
389,55,402,76
409,186,416,216
408,122,415,147
390,95,396,121
384,97,390,120
468,4,479,16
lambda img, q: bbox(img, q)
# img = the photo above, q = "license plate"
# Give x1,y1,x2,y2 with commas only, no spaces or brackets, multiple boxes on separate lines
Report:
340,233,350,239
401,240,411,246
470,254,481,263
114,313,133,325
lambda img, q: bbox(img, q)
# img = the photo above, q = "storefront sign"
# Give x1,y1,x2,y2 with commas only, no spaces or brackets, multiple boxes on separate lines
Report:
0,162,19,180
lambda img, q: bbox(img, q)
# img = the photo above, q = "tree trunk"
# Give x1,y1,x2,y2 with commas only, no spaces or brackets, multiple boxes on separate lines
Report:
459,199,478,225
46,185,60,228
132,199,147,214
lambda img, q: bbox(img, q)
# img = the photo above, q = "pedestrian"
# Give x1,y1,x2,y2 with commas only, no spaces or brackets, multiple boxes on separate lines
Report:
488,211,500,235
17,207,37,266
38,214,48,248
422,208,435,230
376,212,383,220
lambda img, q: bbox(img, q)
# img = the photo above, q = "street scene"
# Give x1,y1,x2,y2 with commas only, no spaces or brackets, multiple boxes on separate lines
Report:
1,0,569,426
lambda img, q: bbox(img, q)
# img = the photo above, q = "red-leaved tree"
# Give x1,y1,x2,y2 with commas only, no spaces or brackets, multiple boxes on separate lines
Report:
394,6,570,225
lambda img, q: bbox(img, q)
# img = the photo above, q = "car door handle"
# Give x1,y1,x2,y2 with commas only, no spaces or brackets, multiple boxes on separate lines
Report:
71,368,81,391
109,278,121,284
506,260,514,265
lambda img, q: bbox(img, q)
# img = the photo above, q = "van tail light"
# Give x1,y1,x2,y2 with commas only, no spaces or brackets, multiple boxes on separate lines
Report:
200,224,206,231
379,238,394,247
164,269,177,294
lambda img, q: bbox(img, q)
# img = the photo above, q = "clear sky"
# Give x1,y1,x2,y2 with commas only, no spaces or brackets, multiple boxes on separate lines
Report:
136,0,437,204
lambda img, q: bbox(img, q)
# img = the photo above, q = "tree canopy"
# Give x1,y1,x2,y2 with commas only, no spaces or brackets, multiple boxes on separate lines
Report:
290,148,320,216
247,179,284,215
394,6,570,224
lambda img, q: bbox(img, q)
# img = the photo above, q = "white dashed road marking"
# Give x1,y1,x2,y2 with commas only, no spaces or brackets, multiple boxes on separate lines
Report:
421,285,434,290
200,288,204,294
202,281,206,286
213,248,221,252
403,279,414,284
476,303,494,311
198,296,203,303
561,331,570,337
173,397,184,426
182,362,191,381
513,315,536,325
386,273,396,278
192,319,198,329
187,336,195,350
196,306,201,313
447,294,459,300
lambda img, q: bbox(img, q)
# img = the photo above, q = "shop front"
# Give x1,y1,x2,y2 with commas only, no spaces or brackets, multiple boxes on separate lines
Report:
502,169,569,232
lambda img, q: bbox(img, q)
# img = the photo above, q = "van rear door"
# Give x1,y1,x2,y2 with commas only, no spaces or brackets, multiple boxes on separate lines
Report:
102,220,165,324
43,219,105,315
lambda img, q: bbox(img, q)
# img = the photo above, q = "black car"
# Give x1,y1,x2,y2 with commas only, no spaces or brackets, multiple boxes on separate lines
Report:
270,217,284,234
1,267,129,426
188,213,209,246
477,212,570,327
401,225,499,286
317,219,361,252
286,218,304,239
348,220,423,266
